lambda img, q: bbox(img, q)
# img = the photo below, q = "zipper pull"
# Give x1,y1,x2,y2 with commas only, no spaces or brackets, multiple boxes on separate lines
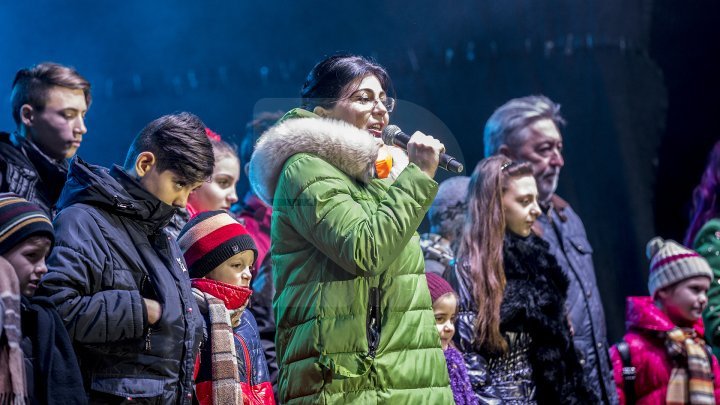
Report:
145,328,153,352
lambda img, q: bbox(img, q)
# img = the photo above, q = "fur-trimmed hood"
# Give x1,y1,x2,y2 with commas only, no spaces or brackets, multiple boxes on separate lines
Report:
248,112,408,206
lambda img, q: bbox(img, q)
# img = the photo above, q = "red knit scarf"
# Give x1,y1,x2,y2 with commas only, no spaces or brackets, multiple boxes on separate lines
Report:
192,279,252,405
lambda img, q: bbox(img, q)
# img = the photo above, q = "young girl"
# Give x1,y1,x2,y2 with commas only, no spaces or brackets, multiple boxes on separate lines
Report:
178,210,274,404
426,272,476,405
187,129,240,214
449,156,593,403
610,237,720,404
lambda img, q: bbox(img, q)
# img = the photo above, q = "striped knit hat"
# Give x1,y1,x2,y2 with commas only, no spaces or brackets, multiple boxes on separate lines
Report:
0,193,54,255
177,210,257,279
647,236,712,296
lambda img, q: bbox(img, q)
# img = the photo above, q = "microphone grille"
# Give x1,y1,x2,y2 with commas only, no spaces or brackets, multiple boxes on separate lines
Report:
381,125,401,146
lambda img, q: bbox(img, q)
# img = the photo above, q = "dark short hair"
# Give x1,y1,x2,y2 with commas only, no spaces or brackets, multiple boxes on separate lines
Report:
123,112,214,184
11,62,91,126
300,54,394,110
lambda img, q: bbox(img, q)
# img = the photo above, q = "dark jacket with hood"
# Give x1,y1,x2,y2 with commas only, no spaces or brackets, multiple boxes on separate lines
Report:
0,132,68,219
36,158,203,404
450,232,595,404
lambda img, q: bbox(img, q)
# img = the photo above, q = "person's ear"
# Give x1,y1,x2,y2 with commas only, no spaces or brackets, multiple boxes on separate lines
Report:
134,152,157,178
20,104,35,127
498,144,515,159
313,106,329,118
244,162,250,177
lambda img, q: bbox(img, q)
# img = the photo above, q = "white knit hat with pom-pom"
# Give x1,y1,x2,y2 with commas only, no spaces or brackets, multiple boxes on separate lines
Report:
647,236,713,296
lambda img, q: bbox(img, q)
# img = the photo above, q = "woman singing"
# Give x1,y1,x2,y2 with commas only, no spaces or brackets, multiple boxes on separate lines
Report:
248,55,453,404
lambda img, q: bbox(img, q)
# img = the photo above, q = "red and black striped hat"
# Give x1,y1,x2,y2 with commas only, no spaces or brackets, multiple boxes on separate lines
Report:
177,210,257,279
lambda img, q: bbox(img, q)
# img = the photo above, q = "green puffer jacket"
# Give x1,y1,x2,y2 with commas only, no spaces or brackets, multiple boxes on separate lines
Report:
248,110,453,404
696,218,720,358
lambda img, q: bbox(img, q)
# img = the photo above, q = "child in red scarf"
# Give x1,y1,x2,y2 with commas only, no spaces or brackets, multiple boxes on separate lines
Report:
179,210,275,404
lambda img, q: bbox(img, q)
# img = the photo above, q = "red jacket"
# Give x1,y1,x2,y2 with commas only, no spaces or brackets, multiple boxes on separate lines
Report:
610,296,720,404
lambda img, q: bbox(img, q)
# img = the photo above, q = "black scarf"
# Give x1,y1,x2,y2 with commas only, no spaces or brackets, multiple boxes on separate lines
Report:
21,296,86,404
500,232,596,404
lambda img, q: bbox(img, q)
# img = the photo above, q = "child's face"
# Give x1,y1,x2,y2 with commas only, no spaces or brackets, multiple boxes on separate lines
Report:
205,250,254,287
433,293,457,351
657,276,711,327
2,236,52,297
188,155,240,212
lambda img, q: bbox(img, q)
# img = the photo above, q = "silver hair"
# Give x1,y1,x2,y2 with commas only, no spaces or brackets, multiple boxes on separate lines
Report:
483,95,566,157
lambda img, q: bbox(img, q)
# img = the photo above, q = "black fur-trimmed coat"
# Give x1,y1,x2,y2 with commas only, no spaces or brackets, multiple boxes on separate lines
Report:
450,232,596,404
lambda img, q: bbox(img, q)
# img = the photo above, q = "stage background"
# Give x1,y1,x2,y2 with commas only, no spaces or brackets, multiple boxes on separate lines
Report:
1,0,718,342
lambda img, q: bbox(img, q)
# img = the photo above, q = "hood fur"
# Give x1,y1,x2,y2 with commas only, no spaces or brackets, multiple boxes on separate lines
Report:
248,117,407,206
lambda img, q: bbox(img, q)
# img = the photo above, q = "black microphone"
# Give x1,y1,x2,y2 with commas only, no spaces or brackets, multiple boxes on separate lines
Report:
382,125,464,173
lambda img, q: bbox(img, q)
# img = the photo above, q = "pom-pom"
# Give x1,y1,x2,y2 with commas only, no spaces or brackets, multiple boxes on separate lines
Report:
646,236,665,260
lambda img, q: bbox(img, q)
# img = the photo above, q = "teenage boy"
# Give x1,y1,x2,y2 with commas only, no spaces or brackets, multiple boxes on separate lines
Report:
36,112,215,404
0,62,90,218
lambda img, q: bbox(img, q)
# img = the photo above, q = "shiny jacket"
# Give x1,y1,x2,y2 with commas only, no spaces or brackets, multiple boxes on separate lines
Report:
610,296,720,404
248,110,453,404
450,232,595,404
36,158,203,404
0,132,68,218
533,195,617,404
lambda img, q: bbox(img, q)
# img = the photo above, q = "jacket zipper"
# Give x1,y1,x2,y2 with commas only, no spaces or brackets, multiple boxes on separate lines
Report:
234,332,256,402
367,287,381,358
145,327,153,352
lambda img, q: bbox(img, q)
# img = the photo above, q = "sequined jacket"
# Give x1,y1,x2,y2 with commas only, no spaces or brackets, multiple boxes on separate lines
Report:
449,232,596,404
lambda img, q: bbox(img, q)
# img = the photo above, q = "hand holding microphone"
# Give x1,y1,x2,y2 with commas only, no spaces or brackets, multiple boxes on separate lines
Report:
382,125,464,177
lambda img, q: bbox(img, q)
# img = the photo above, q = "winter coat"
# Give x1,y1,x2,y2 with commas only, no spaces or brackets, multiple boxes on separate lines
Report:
192,281,274,405
237,192,279,394
247,110,453,404
450,232,595,404
694,218,720,358
36,158,204,404
533,195,617,404
0,132,68,218
610,296,720,404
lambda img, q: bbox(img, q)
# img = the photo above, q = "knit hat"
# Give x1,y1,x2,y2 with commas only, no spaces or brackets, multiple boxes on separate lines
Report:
178,210,257,278
426,272,456,304
647,236,713,296
0,193,54,255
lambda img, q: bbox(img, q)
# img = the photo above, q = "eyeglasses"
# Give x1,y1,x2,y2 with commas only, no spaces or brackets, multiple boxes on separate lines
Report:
344,94,396,113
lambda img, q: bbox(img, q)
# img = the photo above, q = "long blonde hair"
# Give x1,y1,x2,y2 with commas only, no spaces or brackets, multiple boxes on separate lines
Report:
455,156,533,355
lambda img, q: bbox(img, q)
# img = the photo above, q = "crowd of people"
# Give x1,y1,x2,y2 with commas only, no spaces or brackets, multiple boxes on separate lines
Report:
1,55,719,404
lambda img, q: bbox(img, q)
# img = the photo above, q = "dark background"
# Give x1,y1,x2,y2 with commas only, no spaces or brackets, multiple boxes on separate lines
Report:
1,0,718,342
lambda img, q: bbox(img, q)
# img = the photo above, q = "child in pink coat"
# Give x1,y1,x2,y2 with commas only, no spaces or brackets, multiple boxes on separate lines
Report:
610,237,720,404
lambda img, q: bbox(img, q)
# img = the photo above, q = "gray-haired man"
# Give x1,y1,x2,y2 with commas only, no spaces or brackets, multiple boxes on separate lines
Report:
485,95,617,404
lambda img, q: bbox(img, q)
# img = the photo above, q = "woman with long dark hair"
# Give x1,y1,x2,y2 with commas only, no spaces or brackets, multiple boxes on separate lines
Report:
247,55,453,404
685,140,720,357
449,156,594,404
